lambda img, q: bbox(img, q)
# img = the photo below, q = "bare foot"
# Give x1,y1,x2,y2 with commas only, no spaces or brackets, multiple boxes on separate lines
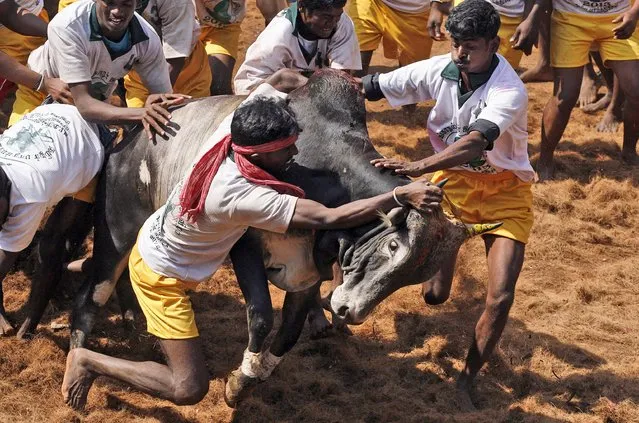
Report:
578,73,599,108
224,367,258,408
454,380,477,412
596,111,622,133
308,307,333,339
621,149,638,165
582,92,612,114
520,65,553,83
536,160,555,182
61,348,96,410
0,312,14,336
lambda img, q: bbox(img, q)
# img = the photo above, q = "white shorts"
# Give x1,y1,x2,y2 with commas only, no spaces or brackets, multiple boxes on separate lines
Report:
0,202,47,252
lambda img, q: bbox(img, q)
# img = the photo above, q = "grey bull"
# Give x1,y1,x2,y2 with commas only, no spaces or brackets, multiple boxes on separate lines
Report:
69,70,497,402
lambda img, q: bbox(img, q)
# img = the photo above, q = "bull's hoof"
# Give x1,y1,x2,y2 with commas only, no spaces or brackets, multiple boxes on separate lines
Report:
223,368,259,408
0,313,15,337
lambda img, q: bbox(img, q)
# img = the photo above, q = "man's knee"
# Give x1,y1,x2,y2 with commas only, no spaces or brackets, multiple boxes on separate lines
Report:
554,89,580,114
173,375,209,405
486,291,515,316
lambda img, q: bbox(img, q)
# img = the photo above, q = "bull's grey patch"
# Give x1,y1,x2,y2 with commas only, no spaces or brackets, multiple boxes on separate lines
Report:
259,231,319,291
139,159,151,186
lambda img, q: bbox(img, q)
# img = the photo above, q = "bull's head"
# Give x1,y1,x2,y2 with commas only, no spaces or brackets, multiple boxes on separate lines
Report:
330,186,500,324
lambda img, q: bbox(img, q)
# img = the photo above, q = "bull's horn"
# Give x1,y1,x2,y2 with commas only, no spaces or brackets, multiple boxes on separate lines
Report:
436,178,449,188
465,222,503,237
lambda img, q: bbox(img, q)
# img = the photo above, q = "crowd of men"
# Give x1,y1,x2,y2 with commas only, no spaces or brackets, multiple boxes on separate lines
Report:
0,0,637,412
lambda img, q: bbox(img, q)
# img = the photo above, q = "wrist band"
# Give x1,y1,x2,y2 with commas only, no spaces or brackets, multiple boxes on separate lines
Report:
34,74,45,92
392,187,405,207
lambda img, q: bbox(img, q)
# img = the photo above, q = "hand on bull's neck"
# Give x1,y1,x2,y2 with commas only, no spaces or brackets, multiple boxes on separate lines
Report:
262,69,308,93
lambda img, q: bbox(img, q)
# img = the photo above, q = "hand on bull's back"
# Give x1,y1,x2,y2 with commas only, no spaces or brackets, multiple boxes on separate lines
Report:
370,157,426,177
141,93,192,141
395,180,443,214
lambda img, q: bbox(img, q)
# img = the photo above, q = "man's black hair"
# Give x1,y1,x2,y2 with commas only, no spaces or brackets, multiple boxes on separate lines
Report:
298,0,347,14
445,0,500,41
231,96,301,147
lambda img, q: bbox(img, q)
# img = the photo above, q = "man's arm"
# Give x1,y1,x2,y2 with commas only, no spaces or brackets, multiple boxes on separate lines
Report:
427,0,451,42
612,0,639,39
0,51,73,103
510,0,548,55
371,131,490,177
289,179,443,230
0,0,48,37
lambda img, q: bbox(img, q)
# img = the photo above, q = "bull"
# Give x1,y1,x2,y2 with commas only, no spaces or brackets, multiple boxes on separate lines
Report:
63,70,496,404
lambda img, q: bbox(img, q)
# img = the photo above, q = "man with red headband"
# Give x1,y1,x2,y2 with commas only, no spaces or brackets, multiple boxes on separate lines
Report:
62,72,443,409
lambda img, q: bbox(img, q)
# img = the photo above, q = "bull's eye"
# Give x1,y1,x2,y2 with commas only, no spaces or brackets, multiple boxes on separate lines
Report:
389,240,399,254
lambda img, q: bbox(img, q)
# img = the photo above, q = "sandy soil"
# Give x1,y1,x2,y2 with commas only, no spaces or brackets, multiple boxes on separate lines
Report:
1,3,639,422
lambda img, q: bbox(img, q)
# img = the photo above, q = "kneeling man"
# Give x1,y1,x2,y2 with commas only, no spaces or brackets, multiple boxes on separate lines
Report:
364,0,535,405
62,79,442,409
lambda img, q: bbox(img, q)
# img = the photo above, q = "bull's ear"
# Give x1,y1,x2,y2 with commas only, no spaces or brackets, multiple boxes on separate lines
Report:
388,207,409,226
465,222,503,237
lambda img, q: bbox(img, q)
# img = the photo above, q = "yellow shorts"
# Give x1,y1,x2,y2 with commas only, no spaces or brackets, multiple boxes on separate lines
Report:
199,24,242,58
70,176,98,204
8,84,45,127
349,0,432,65
124,41,212,107
57,0,77,11
431,169,534,244
551,10,639,68
129,241,200,339
0,9,48,65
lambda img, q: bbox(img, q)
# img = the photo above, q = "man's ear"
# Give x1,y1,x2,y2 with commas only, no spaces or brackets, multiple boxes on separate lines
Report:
489,36,500,54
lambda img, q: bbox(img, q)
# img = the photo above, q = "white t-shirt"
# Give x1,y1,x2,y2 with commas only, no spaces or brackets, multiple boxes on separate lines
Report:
0,104,103,252
139,0,200,59
27,0,171,101
380,0,429,14
0,0,44,30
378,53,535,182
137,84,298,282
486,0,525,18
553,0,630,15
234,5,361,94
194,0,246,28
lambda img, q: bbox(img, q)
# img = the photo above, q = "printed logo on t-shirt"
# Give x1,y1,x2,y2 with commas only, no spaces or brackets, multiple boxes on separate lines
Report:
437,123,498,174
199,0,245,27
569,0,624,14
90,71,117,101
0,113,69,162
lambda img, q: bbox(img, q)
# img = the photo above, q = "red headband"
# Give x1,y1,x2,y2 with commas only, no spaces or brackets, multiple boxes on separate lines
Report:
179,134,305,221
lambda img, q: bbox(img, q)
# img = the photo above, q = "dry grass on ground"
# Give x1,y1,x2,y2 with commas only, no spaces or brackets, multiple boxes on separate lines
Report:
1,4,639,422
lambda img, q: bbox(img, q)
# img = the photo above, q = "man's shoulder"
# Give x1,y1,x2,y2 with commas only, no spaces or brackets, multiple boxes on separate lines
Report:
488,55,527,96
49,0,91,32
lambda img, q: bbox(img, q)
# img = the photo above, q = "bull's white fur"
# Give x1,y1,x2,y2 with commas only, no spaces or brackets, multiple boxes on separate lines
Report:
139,159,151,186
240,349,282,380
259,230,319,292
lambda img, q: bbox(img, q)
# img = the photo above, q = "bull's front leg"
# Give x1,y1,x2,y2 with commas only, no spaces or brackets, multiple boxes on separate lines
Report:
17,198,93,339
225,232,274,407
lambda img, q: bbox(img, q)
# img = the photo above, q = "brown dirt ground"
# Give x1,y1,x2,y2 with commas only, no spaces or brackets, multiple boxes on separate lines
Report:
1,3,639,422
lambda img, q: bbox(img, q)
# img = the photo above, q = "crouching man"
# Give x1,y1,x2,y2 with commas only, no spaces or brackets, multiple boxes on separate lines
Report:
363,0,535,407
62,77,443,410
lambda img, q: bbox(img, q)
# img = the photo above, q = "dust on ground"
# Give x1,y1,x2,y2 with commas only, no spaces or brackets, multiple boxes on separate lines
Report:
1,4,638,422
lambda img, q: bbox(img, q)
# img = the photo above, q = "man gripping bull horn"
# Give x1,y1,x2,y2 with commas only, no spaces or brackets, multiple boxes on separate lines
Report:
62,70,444,410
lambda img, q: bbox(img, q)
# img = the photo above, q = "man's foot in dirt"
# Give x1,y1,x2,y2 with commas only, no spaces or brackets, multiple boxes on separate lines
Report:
582,92,612,114
578,71,600,108
596,110,622,133
520,65,553,83
62,348,97,410
0,311,14,336
308,306,333,339
621,149,638,165
224,368,259,408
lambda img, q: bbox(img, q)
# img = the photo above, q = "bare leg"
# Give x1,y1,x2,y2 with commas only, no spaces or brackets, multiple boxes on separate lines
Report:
609,60,639,164
457,236,525,396
17,198,93,339
520,8,553,83
578,59,599,108
537,66,584,181
208,54,236,96
62,337,209,410
0,249,20,335
255,0,287,24
355,51,373,78
582,51,614,114
596,75,624,133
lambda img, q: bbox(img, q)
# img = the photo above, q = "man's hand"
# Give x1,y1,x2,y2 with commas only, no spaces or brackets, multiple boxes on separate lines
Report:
370,157,426,177
612,10,639,39
428,1,449,41
42,77,74,104
395,179,443,214
511,16,537,55
142,93,191,141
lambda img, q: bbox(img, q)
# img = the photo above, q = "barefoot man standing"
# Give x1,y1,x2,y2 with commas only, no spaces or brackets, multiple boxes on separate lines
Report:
362,0,535,406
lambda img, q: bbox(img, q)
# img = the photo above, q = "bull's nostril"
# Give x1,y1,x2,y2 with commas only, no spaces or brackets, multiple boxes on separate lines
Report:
336,305,349,317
